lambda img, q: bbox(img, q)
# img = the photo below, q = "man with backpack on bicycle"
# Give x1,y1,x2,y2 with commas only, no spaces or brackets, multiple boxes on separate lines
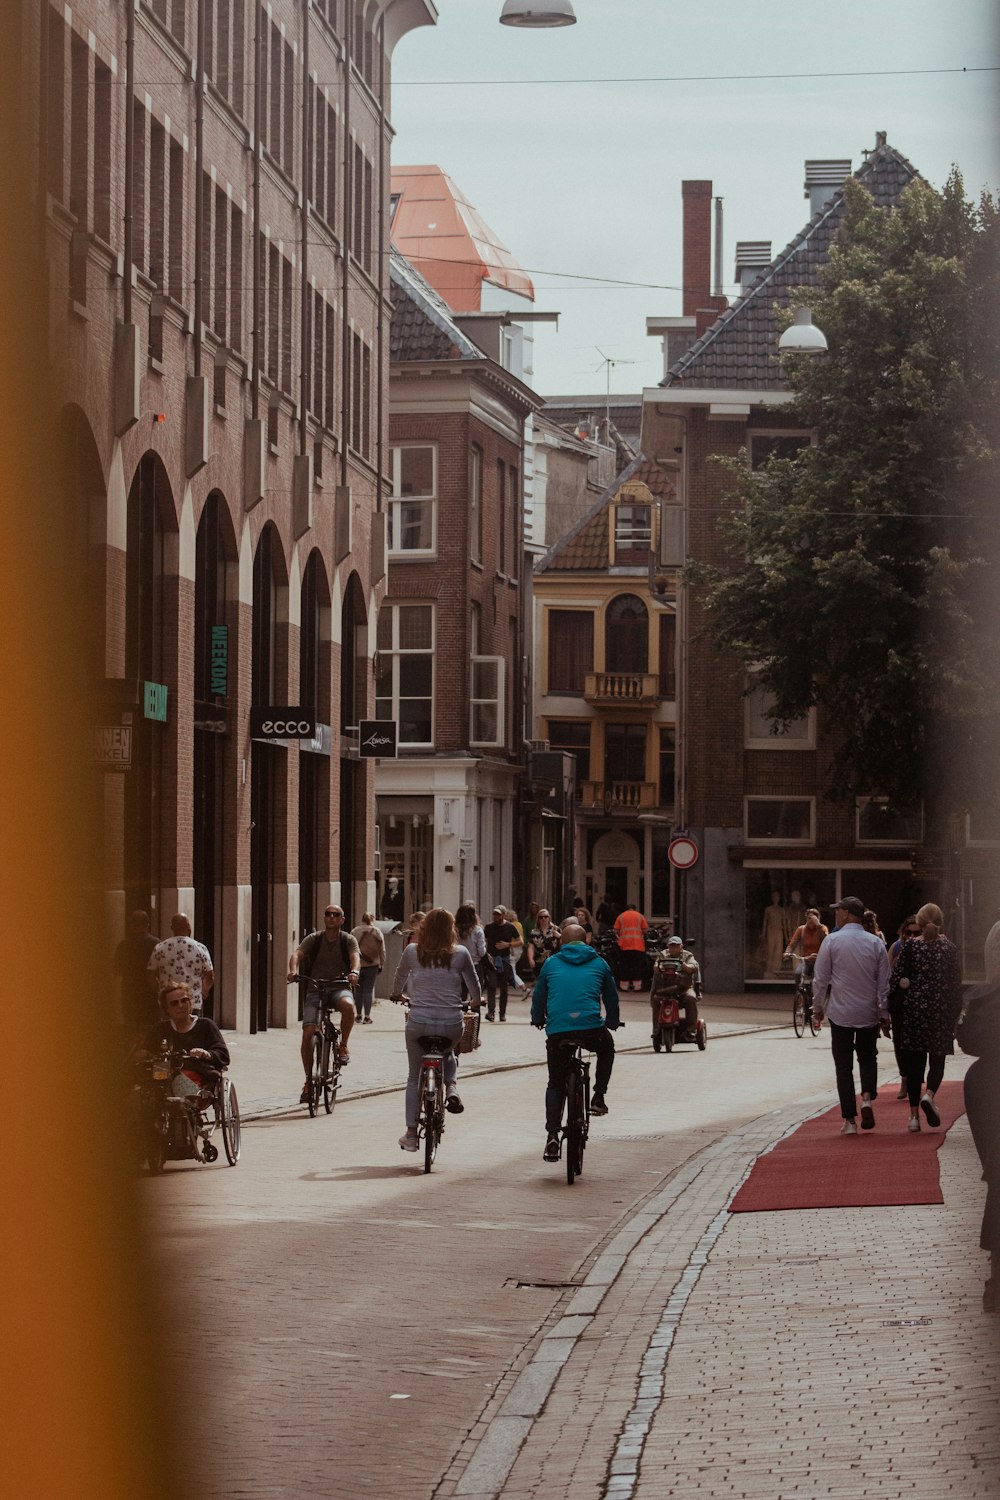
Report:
531,920,621,1162
288,905,360,1103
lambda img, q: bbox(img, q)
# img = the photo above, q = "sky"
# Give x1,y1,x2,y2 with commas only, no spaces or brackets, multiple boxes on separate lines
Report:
389,0,1000,399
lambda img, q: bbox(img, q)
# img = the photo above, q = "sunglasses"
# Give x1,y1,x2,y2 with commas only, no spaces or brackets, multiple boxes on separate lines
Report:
325,910,343,918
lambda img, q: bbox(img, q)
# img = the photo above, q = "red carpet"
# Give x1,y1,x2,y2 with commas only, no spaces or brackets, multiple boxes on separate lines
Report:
729,1081,966,1213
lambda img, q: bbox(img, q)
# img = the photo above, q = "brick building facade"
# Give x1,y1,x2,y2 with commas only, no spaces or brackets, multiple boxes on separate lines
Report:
33,0,435,1029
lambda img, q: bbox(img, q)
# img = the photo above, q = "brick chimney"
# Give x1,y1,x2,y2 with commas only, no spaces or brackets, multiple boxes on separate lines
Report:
682,180,728,334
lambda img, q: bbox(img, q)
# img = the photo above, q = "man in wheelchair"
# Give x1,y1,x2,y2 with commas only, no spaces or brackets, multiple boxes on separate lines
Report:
650,936,702,1041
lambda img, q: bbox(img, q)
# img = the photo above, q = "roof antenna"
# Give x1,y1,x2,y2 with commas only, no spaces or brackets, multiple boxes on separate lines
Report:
594,348,635,447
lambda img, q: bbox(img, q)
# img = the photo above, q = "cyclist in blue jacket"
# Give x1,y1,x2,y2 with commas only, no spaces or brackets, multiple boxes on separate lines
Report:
531,920,621,1162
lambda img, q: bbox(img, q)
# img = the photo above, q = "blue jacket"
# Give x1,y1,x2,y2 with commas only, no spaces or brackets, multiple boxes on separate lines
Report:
530,942,620,1034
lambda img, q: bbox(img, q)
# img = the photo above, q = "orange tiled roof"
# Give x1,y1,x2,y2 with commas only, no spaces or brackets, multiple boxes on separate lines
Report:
537,456,677,573
390,165,534,313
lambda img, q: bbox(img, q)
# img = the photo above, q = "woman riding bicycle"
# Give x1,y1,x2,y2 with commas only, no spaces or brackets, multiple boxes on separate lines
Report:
390,907,482,1152
783,907,828,986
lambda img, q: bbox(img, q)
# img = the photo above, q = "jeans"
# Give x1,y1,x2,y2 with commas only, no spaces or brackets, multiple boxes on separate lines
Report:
356,964,378,1018
901,1049,945,1108
544,1027,615,1134
485,962,510,1019
404,1018,463,1129
829,1022,879,1118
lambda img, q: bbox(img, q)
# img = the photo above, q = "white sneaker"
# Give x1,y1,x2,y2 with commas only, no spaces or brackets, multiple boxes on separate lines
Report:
908,1115,921,1133
841,1119,858,1136
399,1130,418,1152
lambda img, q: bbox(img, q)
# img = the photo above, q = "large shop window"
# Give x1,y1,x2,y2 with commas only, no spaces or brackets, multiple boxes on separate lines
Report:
388,445,436,555
745,870,837,981
855,798,923,845
376,604,434,746
470,656,505,747
547,610,593,695
745,797,814,843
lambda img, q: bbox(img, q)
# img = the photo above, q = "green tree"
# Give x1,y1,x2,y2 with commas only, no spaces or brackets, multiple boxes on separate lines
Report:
692,170,1000,815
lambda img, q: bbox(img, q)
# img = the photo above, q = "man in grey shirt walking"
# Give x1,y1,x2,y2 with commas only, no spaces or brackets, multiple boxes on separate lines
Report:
812,896,891,1135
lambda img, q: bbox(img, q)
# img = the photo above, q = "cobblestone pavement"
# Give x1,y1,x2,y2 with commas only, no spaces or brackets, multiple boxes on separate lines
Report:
145,997,998,1499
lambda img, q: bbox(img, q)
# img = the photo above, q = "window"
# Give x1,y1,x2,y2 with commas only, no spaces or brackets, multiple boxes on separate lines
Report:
745,798,814,843
658,613,677,697
497,461,506,573
376,604,433,746
745,681,814,748
605,724,647,784
749,432,811,470
470,657,505,747
605,595,648,674
470,447,483,564
856,798,923,845
546,721,591,794
614,502,651,563
547,610,593,695
659,728,676,808
388,447,436,554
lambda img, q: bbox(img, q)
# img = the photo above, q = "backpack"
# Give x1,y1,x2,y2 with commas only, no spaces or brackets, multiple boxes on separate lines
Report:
358,927,382,964
300,931,351,977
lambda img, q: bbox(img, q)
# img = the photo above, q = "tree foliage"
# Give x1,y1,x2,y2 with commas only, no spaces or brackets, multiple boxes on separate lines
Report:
691,171,1000,813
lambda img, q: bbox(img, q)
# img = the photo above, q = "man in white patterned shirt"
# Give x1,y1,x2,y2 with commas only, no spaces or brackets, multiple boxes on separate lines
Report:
147,913,214,1016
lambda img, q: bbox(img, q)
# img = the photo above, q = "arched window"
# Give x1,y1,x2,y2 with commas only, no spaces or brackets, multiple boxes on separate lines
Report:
605,594,648,675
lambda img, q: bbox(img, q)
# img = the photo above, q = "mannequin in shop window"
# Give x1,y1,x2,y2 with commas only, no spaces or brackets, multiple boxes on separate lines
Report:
762,890,788,975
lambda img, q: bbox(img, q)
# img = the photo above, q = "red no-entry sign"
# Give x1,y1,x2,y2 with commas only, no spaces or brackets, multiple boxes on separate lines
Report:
667,836,699,870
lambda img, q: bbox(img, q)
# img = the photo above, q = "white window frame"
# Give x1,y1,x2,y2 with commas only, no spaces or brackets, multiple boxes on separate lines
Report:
376,603,435,748
744,679,815,749
613,501,652,557
470,655,505,748
388,444,437,558
855,797,924,846
748,429,814,470
744,796,815,844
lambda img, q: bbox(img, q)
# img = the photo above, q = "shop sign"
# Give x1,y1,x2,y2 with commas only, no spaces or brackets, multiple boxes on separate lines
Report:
144,681,168,722
359,720,397,758
250,707,317,741
92,725,132,769
210,626,228,697
668,835,699,870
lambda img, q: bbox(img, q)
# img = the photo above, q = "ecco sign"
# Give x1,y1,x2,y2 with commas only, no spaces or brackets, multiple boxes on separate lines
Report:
250,707,317,741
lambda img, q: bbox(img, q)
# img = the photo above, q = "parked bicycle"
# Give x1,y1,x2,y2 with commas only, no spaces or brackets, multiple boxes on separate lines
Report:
290,974,348,1115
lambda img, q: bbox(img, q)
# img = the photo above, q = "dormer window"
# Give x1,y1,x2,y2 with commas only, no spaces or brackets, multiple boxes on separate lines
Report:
613,501,651,563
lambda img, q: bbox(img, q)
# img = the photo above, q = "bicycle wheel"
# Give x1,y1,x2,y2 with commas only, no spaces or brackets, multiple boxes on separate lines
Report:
307,1034,322,1118
322,1031,339,1114
793,989,806,1037
421,1069,439,1173
565,1068,580,1185
145,1107,167,1175
808,1004,821,1037
220,1078,241,1165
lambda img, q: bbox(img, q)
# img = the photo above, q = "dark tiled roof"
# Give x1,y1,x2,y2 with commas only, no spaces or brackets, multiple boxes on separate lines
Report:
663,140,921,391
536,454,676,573
389,246,486,364
542,396,643,447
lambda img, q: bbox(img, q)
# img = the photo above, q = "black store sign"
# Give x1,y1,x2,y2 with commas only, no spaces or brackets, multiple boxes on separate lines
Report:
250,707,317,740
359,720,398,758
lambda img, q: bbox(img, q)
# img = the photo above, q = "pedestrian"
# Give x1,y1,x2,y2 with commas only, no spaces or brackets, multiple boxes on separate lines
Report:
147,913,214,1017
483,905,519,1021
527,909,560,977
573,904,596,944
957,969,1000,1312
390,907,481,1150
862,908,886,942
114,909,160,1037
888,902,962,1133
888,915,922,1098
531,920,621,1162
595,893,619,936
403,911,426,948
613,901,649,991
504,907,528,987
287,905,359,1103
811,896,891,1135
351,912,385,1023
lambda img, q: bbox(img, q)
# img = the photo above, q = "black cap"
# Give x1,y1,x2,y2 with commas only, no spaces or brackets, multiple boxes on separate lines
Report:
831,896,866,919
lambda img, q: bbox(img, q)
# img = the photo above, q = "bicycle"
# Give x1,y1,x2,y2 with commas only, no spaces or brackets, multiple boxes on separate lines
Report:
391,995,471,1172
559,1037,591,1185
791,964,820,1037
291,974,350,1115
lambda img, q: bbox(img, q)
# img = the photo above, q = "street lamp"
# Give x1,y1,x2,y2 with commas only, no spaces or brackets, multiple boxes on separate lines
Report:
778,306,828,354
499,1,577,25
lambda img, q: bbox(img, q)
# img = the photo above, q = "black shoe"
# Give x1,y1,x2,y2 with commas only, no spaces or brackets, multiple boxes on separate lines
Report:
543,1135,560,1162
486,1013,495,1022
860,1101,875,1130
445,1092,464,1114
299,1085,311,1105
591,1096,608,1116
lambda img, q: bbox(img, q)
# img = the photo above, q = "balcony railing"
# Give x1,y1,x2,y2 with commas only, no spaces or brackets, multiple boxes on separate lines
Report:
584,671,659,705
582,780,658,813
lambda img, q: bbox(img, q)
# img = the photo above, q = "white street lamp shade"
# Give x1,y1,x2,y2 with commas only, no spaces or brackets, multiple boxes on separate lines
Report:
499,1,577,25
778,306,828,354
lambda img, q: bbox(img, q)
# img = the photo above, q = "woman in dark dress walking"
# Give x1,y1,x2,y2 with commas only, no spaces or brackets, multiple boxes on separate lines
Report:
888,902,962,1133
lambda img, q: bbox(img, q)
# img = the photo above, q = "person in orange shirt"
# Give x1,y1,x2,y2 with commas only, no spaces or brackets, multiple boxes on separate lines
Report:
783,907,829,986
613,901,649,991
